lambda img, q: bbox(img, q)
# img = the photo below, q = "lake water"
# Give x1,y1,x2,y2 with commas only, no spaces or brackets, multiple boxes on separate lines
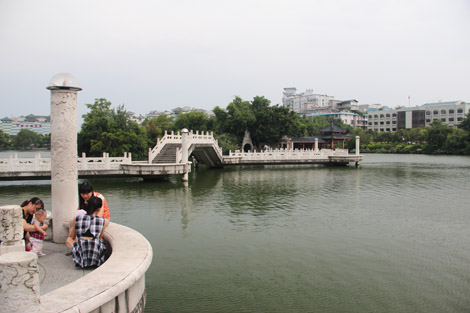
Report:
1,153,470,312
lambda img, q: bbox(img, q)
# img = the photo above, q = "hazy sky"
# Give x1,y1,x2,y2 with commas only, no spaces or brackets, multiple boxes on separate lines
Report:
1,0,469,119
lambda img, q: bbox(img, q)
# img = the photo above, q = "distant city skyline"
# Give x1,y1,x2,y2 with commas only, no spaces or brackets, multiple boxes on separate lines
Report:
1,0,469,120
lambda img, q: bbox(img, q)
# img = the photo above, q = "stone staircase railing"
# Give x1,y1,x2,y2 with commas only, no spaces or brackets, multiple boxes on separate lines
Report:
148,130,224,165
152,143,180,164
148,131,183,164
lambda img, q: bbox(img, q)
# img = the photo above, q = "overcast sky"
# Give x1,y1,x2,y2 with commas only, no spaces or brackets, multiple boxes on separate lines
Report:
1,0,469,120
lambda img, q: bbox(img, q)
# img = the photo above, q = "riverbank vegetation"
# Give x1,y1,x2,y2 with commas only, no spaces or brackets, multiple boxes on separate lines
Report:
2,97,469,156
346,118,470,154
0,129,50,150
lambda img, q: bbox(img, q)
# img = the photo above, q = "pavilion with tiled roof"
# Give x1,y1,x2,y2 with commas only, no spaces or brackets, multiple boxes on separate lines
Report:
318,123,352,149
281,123,352,150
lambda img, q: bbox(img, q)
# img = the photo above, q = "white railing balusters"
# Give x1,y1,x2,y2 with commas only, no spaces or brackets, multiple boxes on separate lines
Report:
0,152,132,173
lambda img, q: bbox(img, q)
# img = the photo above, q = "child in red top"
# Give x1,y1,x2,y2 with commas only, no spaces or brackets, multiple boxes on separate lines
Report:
30,208,48,256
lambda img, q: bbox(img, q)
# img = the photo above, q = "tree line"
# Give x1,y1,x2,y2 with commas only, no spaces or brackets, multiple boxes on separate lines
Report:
346,118,470,154
0,128,50,150
76,97,346,159
1,96,470,156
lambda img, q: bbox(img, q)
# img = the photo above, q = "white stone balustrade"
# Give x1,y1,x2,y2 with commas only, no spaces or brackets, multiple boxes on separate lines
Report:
0,153,132,173
0,205,25,255
0,251,40,313
228,148,343,161
0,154,51,173
148,130,183,163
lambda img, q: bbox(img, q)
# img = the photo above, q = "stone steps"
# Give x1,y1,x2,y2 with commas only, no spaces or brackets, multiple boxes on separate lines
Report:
153,143,181,164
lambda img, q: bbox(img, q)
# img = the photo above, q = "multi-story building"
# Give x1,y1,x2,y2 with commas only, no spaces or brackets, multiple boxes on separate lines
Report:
282,88,334,114
0,114,51,135
305,112,368,130
367,101,470,132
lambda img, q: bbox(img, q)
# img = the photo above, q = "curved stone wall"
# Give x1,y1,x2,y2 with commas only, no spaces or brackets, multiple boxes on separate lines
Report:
39,222,153,313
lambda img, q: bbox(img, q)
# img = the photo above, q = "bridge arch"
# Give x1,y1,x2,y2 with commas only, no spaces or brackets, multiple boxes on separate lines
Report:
243,143,252,152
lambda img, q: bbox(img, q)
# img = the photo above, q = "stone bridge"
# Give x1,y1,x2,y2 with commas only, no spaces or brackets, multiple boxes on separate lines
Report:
148,130,224,168
0,130,362,181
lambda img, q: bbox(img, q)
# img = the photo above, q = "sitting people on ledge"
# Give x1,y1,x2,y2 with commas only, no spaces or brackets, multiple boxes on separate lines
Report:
67,196,109,268
65,181,110,256
21,197,47,251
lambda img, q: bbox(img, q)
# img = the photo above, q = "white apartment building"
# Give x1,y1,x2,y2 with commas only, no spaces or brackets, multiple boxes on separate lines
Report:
283,88,334,114
0,115,51,135
367,101,470,132
305,112,368,130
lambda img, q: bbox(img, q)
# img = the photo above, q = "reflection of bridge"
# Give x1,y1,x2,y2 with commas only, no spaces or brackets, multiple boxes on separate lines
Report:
0,130,362,180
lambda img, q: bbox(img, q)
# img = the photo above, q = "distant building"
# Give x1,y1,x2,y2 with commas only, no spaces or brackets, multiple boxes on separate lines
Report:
282,88,368,128
282,88,335,114
367,101,470,132
305,112,368,130
0,114,51,135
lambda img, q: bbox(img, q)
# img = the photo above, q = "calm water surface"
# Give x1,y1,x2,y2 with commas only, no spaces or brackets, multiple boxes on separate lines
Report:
1,153,470,312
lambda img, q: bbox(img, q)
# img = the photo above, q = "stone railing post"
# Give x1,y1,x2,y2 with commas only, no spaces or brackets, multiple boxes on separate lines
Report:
81,152,87,170
47,73,81,243
0,251,40,313
181,128,189,182
0,205,24,255
7,154,14,172
355,136,360,155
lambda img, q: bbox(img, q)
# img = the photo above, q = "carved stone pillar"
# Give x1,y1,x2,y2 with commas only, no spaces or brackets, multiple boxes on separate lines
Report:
0,205,24,255
355,136,360,155
181,128,189,182
47,73,82,243
0,251,40,313
314,138,319,152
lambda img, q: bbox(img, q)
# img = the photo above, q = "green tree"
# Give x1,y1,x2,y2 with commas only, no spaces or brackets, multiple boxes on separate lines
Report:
173,110,213,133
443,128,467,153
214,133,238,154
303,116,330,135
78,98,148,159
213,97,255,143
425,120,453,153
142,114,175,147
0,130,11,149
457,112,470,133
249,96,300,148
12,129,40,149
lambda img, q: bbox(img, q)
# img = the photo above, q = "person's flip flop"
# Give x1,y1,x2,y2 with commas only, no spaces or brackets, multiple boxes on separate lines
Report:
65,250,72,256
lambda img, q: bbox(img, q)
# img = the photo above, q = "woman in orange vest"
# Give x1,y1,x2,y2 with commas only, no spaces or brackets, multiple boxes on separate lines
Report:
78,182,110,220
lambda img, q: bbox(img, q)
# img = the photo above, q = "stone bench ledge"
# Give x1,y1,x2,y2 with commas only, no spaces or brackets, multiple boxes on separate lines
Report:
39,222,152,313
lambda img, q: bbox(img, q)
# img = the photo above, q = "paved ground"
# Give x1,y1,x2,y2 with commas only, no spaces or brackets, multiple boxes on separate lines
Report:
37,241,93,295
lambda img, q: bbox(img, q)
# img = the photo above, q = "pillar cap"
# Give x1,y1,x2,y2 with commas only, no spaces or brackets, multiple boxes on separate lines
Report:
47,73,82,91
181,128,189,133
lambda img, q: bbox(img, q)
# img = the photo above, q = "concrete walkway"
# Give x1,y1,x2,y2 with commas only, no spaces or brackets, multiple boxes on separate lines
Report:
37,241,94,295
